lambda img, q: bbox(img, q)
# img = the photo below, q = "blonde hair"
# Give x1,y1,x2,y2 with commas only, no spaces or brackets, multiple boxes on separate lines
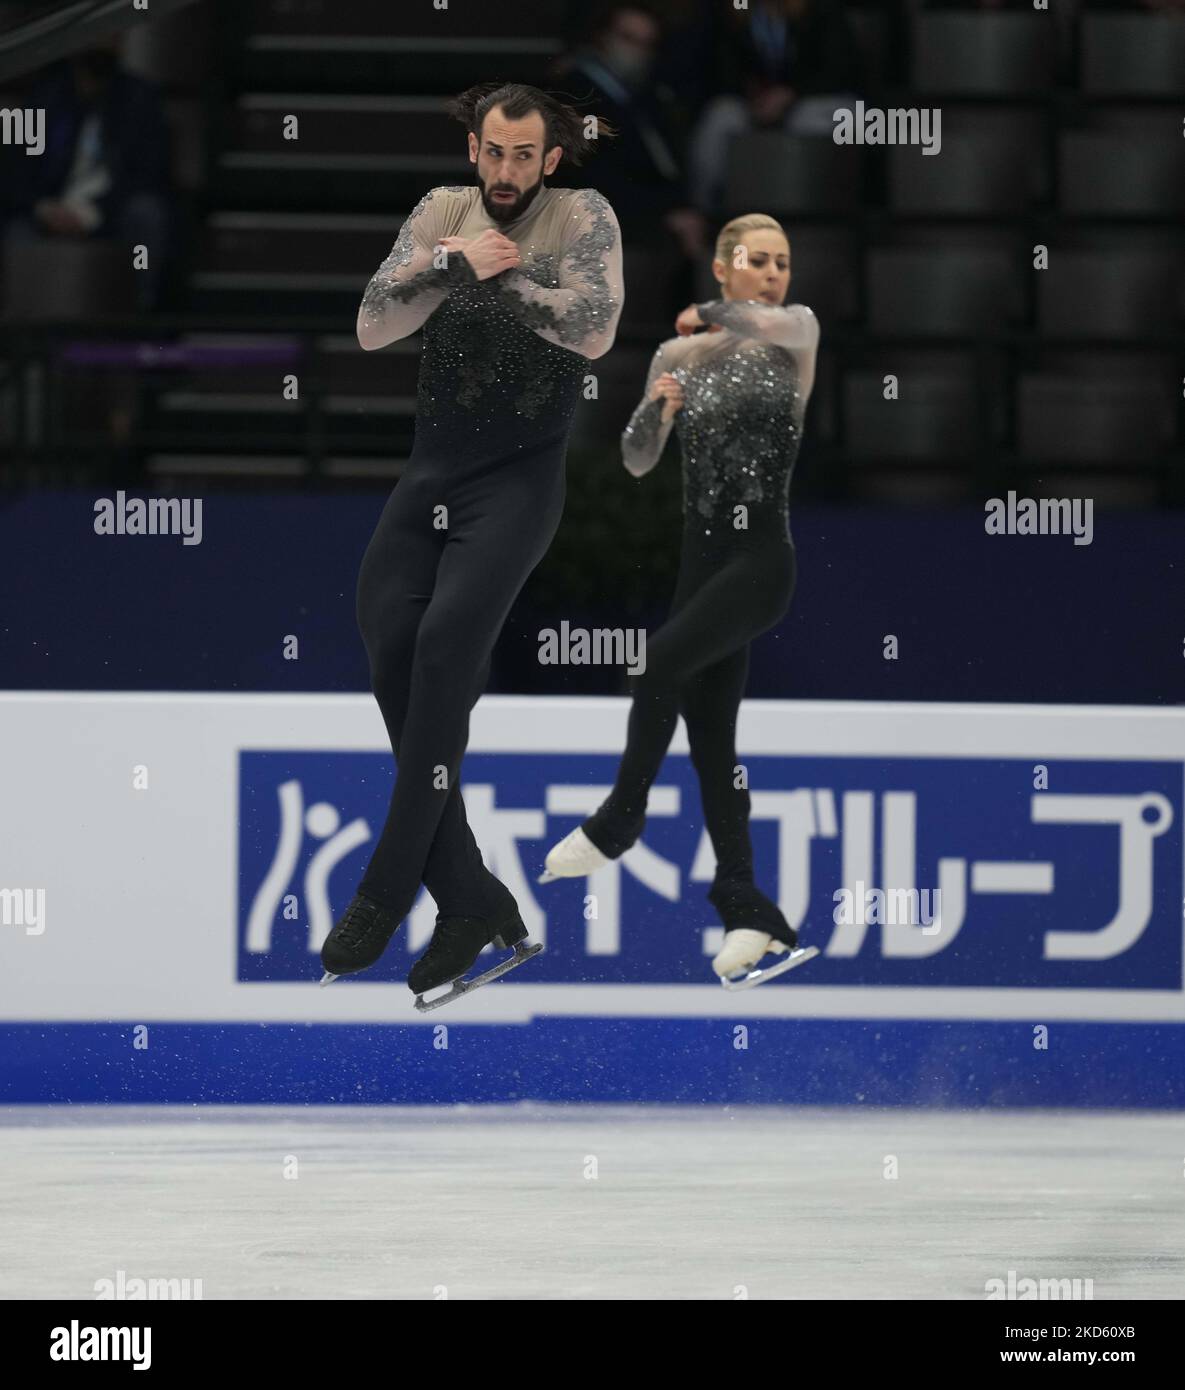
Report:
714,213,790,277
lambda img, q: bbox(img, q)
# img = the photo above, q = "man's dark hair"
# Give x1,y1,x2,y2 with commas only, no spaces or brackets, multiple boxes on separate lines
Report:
448,82,619,167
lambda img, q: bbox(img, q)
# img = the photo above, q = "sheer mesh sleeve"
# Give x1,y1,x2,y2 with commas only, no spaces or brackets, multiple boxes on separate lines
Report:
696,299,820,352
356,188,476,351
489,188,624,360
621,341,678,478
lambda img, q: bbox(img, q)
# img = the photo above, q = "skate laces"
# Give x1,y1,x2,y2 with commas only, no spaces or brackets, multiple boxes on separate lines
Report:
333,896,391,949
425,916,473,954
422,917,483,961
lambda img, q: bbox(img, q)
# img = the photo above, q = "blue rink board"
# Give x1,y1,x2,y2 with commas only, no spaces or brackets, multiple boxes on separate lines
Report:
2,1019,1183,1107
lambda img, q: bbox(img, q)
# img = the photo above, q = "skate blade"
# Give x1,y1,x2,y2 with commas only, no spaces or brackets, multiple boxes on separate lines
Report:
720,945,818,991
319,971,338,987
413,941,544,1012
538,863,606,884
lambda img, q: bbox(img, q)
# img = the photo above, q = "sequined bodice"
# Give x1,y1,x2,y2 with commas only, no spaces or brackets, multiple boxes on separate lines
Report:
672,340,803,536
418,266,586,446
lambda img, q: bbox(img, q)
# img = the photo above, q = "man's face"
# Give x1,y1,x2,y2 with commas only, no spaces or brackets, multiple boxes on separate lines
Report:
468,105,562,223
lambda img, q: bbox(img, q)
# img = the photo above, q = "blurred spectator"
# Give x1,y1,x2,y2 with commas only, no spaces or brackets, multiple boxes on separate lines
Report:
0,38,172,311
551,2,708,261
687,0,865,215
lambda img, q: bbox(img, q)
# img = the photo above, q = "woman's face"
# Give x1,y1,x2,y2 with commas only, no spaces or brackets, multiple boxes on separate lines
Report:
715,229,791,306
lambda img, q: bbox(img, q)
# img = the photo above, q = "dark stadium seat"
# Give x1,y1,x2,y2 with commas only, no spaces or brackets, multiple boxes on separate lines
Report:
1081,14,1185,98
1058,134,1185,217
866,249,1019,337
1,240,137,320
890,135,1038,216
912,13,1054,96
722,133,862,217
1017,374,1172,463
1037,252,1184,340
843,367,981,462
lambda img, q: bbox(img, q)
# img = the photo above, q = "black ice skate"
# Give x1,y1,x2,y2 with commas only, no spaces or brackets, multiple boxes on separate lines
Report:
319,891,404,984
409,902,542,1012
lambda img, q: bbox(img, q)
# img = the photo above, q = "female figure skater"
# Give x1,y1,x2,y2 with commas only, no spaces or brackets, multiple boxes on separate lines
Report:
541,213,818,983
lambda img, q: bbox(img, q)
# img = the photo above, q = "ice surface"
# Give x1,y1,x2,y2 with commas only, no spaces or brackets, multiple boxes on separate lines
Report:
1,1105,1182,1299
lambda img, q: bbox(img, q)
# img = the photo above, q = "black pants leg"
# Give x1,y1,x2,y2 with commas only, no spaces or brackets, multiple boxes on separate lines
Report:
355,459,563,920
582,529,796,932
680,643,752,884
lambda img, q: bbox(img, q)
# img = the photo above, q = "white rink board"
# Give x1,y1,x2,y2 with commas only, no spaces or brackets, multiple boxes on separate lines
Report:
1,692,1183,1025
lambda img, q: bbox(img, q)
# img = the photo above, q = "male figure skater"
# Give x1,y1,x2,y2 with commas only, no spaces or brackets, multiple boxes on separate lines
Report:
320,83,624,1006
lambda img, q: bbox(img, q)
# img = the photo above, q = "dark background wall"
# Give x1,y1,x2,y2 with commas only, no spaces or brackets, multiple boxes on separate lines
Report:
3,490,1180,705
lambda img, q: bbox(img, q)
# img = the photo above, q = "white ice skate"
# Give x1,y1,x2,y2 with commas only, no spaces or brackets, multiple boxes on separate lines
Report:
713,929,818,991
537,826,610,884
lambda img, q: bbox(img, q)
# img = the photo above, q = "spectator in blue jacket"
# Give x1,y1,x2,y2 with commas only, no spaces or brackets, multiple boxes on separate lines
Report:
1,39,172,310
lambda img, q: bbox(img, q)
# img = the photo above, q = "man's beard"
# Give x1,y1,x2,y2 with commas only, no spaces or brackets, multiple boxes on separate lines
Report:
478,169,545,223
